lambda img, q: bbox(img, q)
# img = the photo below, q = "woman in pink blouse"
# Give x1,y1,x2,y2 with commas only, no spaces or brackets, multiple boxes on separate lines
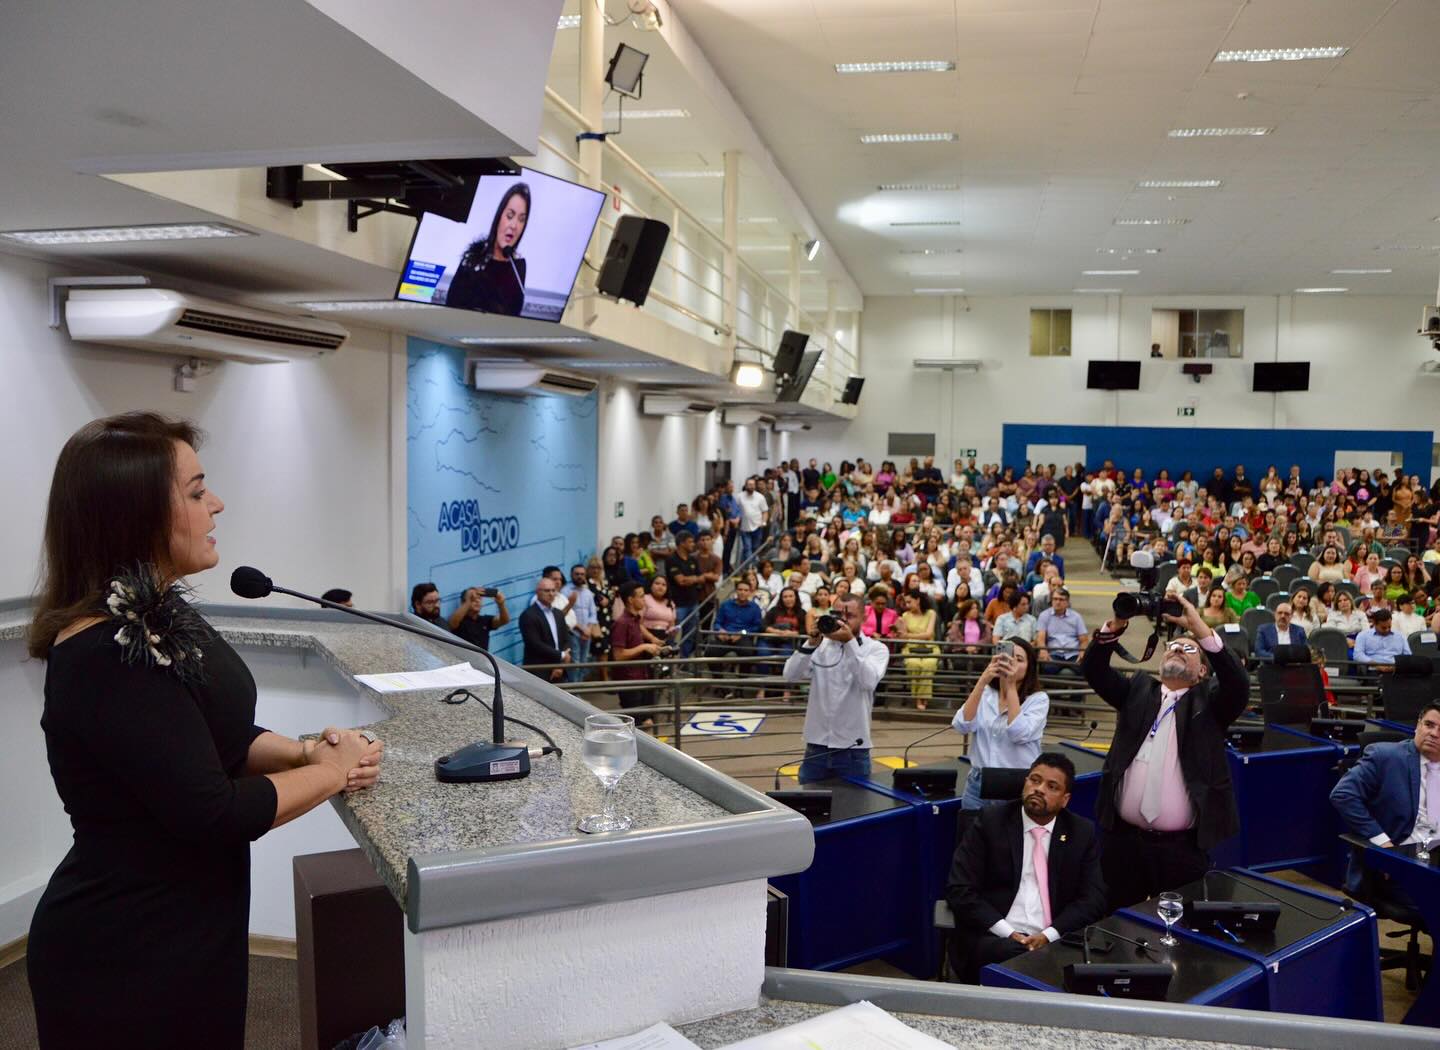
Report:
642,575,678,642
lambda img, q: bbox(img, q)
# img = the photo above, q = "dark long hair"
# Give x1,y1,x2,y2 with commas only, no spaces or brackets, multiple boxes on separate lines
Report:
29,413,203,658
466,182,531,263
1012,637,1041,700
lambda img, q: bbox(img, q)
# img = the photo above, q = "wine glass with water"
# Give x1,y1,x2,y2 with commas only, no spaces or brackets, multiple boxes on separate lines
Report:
1157,891,1184,947
578,713,638,834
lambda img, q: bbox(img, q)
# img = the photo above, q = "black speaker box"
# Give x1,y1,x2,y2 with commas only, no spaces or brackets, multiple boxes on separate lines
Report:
598,216,670,306
773,330,809,378
841,376,865,405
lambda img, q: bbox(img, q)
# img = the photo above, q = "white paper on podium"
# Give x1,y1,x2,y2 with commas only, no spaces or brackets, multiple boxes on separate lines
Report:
569,1022,702,1050
352,662,494,694
717,1001,957,1050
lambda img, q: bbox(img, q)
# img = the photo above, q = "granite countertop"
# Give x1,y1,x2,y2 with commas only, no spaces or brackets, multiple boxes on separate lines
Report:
0,605,734,913
678,998,1256,1050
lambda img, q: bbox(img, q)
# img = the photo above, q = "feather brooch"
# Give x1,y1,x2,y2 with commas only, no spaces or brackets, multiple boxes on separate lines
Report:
104,566,212,682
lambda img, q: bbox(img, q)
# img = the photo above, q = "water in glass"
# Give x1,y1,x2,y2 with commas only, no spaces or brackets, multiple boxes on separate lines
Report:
1157,892,1184,947
578,714,637,834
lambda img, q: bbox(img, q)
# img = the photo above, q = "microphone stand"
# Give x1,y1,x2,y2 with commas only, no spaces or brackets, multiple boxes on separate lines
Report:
246,579,528,783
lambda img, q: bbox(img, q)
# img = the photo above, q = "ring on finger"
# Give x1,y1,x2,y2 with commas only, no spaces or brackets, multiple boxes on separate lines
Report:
359,729,378,744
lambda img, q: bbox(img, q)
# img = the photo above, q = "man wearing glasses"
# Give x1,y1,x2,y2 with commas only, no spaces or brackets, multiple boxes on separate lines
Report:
1082,594,1249,910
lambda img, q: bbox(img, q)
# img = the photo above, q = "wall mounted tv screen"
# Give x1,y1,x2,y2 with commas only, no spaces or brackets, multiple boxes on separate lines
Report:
1087,360,1141,390
1253,362,1310,392
395,166,605,322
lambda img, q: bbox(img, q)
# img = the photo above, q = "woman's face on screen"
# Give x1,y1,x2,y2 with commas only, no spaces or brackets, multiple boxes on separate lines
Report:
496,194,528,251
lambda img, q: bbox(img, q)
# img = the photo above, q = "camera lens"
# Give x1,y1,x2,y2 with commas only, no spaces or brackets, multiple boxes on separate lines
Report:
1112,593,1141,619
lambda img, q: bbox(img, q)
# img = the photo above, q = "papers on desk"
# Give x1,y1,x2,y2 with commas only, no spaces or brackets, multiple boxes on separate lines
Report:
567,1004,954,1050
719,1002,956,1050
352,662,493,694
570,1023,700,1050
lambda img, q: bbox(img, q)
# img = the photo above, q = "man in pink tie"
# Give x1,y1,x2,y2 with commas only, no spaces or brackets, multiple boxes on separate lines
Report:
945,753,1107,983
1083,592,1250,911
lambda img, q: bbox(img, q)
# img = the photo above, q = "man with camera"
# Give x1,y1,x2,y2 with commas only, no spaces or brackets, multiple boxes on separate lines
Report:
1082,589,1249,910
447,585,510,650
784,594,890,784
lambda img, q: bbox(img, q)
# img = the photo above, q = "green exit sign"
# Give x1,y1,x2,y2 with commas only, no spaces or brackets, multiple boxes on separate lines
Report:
961,448,977,457
1177,406,1195,417
614,501,625,518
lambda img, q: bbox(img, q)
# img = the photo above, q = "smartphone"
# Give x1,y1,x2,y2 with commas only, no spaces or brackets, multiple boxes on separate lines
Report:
994,640,1015,661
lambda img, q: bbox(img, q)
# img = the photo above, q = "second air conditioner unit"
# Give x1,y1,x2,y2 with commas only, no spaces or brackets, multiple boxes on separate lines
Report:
468,360,598,398
641,395,715,417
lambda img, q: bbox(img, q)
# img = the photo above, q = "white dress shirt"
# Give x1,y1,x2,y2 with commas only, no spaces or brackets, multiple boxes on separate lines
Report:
989,810,1061,942
785,635,891,749
1371,755,1440,846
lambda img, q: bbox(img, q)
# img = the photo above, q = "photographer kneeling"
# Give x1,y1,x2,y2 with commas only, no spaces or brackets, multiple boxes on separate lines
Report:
785,594,890,784
1082,590,1249,911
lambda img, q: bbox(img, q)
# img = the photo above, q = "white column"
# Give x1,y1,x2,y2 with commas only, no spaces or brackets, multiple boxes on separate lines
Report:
722,150,740,354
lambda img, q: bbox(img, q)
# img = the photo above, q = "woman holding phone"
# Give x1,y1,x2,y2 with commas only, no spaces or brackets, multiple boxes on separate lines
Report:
950,637,1049,809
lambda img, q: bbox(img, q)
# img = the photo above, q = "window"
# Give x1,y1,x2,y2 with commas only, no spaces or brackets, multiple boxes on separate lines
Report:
1029,309,1072,356
888,433,936,457
1151,308,1245,359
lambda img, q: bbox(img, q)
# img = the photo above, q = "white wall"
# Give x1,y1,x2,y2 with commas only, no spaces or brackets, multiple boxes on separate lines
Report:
595,378,790,538
786,293,1438,469
0,251,406,609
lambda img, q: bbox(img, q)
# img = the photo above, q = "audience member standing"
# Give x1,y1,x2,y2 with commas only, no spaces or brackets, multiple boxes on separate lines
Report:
737,477,770,565
667,531,703,657
1083,594,1248,910
519,576,571,682
952,639,1049,809
447,586,510,650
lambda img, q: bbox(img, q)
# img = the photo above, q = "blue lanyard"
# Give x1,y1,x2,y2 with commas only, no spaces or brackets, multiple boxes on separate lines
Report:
1150,700,1180,738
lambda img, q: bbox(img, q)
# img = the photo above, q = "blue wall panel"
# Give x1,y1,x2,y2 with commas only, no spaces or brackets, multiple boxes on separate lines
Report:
1001,424,1432,485
406,337,597,663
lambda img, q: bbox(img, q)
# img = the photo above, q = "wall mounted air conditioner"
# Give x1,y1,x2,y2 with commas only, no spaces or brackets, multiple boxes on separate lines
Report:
721,408,776,427
641,395,715,417
913,358,982,373
64,288,348,364
468,360,598,398
772,420,811,432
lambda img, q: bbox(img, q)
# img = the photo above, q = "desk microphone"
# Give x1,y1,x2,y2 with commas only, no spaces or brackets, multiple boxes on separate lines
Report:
1202,869,1346,920
901,725,954,769
773,738,863,790
230,566,536,784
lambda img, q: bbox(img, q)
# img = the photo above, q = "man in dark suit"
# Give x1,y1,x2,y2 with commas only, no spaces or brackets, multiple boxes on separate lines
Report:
945,753,1107,983
1253,601,1308,661
519,575,571,682
1082,593,1249,911
1331,702,1440,892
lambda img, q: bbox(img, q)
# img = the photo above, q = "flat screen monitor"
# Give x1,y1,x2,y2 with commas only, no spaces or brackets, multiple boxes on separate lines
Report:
1086,361,1141,390
395,166,605,323
1253,362,1310,392
776,350,821,402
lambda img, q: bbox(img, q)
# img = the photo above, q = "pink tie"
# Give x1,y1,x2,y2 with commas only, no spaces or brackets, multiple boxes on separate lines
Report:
1427,761,1440,829
1030,826,1052,928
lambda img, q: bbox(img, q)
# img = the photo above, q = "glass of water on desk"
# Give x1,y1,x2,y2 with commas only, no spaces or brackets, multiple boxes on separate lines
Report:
1157,892,1184,947
578,713,637,834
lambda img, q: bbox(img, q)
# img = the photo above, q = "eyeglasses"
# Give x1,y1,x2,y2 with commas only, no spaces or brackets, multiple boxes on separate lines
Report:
1165,641,1200,655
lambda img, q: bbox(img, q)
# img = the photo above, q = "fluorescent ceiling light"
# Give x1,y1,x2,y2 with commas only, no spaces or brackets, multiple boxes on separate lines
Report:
1294,287,1348,294
891,220,963,227
557,14,582,29
1330,268,1392,275
900,248,962,256
860,132,957,144
1083,270,1139,275
804,239,821,261
1097,247,1163,255
603,108,690,119
295,299,425,312
1137,179,1223,189
1215,46,1347,63
459,335,598,345
1,222,252,245
1168,127,1271,138
654,170,724,179
1114,218,1189,226
730,361,766,388
878,183,959,191
1074,288,1124,294
914,287,965,294
836,60,955,74
552,359,671,368
703,216,779,224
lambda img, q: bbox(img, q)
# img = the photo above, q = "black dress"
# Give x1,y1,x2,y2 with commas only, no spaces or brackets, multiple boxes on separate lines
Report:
27,619,277,1049
442,242,526,316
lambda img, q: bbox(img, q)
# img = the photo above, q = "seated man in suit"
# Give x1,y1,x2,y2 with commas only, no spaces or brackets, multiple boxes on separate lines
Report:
1254,601,1308,661
945,752,1107,983
519,575,571,682
1331,701,1440,893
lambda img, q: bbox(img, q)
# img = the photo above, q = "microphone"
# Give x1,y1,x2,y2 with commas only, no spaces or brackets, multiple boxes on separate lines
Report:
773,737,863,790
901,724,954,770
229,566,530,784
502,246,524,294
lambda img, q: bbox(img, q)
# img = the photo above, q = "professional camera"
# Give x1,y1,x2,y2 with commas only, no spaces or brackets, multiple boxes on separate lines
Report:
816,613,842,635
1111,550,1182,622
